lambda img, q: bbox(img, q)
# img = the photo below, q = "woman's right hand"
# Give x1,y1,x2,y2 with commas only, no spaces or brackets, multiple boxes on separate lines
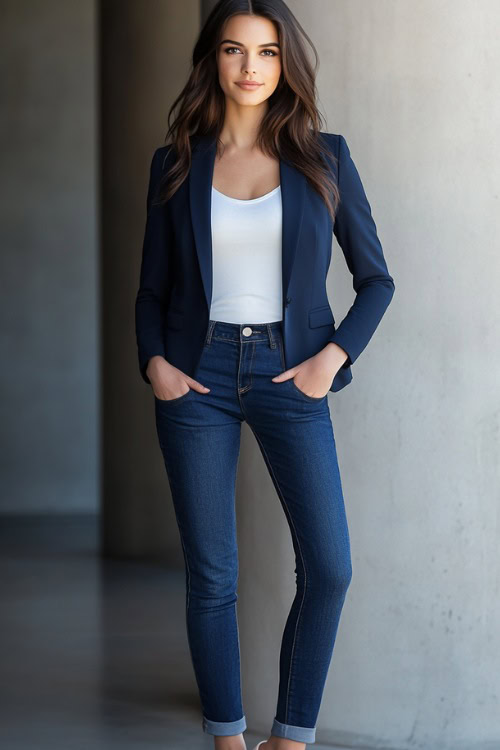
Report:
146,356,210,401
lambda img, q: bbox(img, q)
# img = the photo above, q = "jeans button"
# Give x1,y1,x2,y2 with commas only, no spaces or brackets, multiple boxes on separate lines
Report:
242,326,252,336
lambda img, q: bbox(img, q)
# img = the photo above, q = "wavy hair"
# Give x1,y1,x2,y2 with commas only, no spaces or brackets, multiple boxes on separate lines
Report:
156,0,340,221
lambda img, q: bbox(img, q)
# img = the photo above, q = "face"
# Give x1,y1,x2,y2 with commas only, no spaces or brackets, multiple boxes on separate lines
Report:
216,14,282,107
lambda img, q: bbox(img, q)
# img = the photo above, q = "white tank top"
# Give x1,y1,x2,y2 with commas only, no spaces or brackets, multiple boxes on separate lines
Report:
209,184,283,323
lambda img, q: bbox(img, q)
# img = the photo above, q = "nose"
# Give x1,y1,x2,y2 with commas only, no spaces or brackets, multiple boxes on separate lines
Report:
242,57,257,74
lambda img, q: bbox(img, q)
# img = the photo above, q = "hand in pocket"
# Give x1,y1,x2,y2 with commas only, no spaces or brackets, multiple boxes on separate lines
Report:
146,356,210,401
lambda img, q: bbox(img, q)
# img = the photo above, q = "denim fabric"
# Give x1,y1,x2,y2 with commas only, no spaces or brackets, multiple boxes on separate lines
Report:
154,320,352,744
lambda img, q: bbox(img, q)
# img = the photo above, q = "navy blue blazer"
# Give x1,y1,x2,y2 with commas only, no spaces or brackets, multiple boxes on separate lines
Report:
135,132,395,393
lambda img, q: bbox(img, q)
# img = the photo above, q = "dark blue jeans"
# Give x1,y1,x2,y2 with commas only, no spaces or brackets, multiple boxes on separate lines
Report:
154,320,352,744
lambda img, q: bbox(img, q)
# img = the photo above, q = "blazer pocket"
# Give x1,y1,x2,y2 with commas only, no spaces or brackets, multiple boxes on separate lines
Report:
308,304,335,328
166,310,184,330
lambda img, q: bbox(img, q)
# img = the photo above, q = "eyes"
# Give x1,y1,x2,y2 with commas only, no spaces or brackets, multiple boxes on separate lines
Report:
223,46,278,57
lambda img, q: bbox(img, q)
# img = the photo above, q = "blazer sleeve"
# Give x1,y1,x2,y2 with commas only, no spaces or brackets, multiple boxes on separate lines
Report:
328,133,395,368
135,147,173,385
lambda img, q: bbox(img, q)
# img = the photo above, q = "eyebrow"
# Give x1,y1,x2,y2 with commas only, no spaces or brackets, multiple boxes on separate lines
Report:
219,39,280,48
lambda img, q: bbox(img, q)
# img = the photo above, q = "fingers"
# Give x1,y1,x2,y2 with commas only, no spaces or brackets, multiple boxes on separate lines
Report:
185,378,210,393
152,373,209,399
271,368,295,382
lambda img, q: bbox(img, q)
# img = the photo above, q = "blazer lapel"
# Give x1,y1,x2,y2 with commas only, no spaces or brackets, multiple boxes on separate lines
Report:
188,134,306,315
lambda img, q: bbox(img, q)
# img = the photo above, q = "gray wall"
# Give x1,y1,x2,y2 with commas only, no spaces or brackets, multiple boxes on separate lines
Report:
240,2,500,749
0,0,98,513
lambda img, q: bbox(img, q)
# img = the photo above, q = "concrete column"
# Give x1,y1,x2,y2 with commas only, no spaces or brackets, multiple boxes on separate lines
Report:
100,0,200,559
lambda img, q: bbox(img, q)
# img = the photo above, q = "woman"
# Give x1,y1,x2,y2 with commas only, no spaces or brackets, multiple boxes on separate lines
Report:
135,1,395,749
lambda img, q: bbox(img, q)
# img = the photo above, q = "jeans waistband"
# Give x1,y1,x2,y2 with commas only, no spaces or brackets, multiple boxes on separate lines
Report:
205,319,283,347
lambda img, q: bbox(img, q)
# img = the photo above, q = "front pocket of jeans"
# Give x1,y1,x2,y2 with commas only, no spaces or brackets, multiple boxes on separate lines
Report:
290,379,326,402
155,388,192,405
277,336,325,402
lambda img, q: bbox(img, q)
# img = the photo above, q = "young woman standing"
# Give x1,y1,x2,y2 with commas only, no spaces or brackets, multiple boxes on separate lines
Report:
135,2,395,749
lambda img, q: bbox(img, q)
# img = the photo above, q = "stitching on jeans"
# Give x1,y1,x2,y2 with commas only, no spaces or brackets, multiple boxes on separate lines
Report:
158,442,192,634
246,423,308,726
238,340,255,393
247,341,255,390
233,441,245,723
236,333,244,410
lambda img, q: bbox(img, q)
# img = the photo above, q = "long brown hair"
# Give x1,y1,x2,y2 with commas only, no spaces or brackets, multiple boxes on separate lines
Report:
157,0,340,222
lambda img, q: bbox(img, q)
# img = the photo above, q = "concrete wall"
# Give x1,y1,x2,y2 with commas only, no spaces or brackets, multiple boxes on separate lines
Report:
0,0,98,513
238,2,500,749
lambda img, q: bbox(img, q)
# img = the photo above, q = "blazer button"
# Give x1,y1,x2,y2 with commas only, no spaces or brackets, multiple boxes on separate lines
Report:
285,296,291,306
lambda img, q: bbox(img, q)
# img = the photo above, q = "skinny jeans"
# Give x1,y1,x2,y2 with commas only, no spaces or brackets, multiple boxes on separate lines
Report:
154,319,352,744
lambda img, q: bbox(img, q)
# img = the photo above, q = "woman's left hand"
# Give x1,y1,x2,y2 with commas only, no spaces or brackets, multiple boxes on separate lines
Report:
271,343,348,399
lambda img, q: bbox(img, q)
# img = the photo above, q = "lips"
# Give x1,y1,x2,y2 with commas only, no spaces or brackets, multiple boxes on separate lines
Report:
236,81,263,88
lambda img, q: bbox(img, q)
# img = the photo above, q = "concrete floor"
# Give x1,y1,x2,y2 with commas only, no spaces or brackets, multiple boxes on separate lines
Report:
0,514,350,750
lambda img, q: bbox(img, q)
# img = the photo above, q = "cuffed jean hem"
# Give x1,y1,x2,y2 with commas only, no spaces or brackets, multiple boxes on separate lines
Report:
202,714,247,736
271,717,316,744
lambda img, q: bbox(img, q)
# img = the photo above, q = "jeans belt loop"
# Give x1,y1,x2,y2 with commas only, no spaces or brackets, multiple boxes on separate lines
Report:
205,319,216,346
267,323,276,349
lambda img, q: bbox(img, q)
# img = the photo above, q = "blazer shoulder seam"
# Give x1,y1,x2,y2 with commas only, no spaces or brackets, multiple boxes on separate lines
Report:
319,131,341,147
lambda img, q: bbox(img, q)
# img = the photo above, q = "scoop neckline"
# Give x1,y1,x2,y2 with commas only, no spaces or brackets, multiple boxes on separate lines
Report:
212,185,281,203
